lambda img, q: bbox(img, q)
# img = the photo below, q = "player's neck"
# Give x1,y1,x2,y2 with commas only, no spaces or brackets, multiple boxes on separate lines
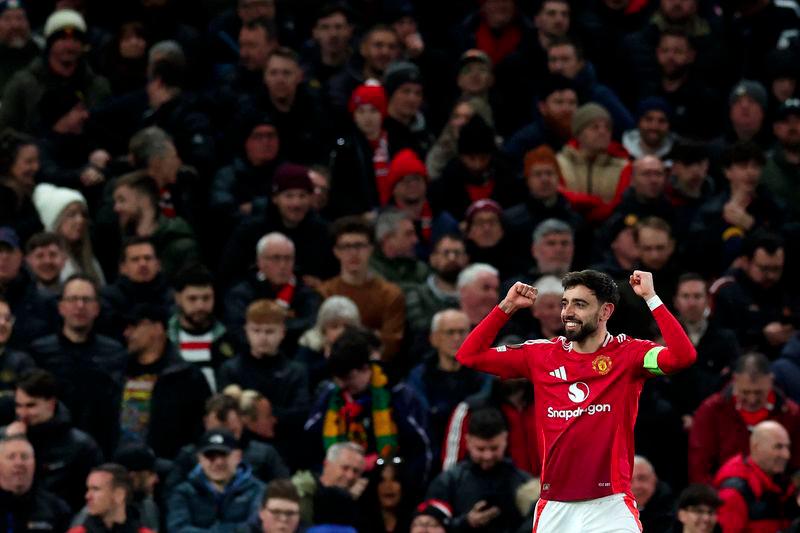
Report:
572,326,609,354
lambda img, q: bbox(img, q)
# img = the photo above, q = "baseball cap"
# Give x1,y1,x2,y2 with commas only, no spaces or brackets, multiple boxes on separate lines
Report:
776,98,800,121
457,49,491,73
197,429,239,455
0,227,21,250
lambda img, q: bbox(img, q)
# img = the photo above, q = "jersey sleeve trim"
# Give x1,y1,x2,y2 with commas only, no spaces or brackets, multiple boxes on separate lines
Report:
643,346,666,376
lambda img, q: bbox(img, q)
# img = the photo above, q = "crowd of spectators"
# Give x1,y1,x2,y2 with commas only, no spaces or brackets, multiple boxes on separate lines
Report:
1,0,800,531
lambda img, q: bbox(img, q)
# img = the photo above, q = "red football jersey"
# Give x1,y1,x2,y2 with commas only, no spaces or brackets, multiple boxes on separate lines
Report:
457,304,695,502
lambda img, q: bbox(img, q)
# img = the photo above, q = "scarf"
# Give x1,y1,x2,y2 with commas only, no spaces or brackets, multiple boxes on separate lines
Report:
475,20,521,65
323,364,398,458
736,390,776,429
371,131,392,205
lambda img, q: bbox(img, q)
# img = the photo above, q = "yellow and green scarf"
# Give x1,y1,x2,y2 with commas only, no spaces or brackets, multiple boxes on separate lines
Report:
322,364,398,458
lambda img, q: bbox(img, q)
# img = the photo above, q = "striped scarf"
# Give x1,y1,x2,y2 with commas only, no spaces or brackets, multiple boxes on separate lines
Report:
322,364,398,458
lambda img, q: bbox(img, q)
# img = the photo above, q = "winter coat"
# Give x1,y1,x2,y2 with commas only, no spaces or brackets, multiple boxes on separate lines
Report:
0,267,54,351
761,147,800,223
772,334,800,404
99,274,174,341
0,487,72,533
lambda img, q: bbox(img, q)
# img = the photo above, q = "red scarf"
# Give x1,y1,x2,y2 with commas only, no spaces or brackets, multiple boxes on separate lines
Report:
274,277,296,309
466,181,495,203
475,21,521,65
736,390,776,428
419,200,433,244
159,187,176,218
371,132,392,205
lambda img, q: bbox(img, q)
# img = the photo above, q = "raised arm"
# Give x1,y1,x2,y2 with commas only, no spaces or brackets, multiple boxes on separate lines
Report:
455,282,537,379
630,270,697,375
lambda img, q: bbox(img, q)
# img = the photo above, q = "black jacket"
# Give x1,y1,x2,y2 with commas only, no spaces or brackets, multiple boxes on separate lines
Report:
70,510,153,533
426,457,531,533
0,486,72,533
0,268,54,350
99,274,174,341
25,404,103,512
639,480,675,533
326,128,381,219
125,345,212,460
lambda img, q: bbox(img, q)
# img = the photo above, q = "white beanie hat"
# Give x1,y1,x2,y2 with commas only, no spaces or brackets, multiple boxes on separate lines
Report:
33,183,87,231
44,9,87,39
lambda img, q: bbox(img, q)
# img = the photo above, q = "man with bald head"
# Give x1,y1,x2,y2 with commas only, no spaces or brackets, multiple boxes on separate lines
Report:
408,309,492,461
690,352,800,484
631,455,675,532
714,421,794,531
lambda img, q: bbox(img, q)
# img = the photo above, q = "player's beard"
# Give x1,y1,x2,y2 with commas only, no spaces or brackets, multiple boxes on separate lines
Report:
563,312,599,342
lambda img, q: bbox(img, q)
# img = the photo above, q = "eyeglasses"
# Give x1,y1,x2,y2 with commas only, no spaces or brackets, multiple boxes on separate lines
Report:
335,242,371,252
266,508,300,520
61,296,97,305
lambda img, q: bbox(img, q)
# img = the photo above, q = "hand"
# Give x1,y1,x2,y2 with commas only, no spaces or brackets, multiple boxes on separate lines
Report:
88,149,111,169
5,421,26,436
682,415,693,431
629,270,656,300
499,282,537,315
80,167,105,187
349,477,368,499
466,501,500,528
723,201,755,230
405,33,425,57
763,322,794,347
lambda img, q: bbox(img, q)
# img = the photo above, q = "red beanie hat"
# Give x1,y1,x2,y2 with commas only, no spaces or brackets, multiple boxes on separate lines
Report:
378,149,427,205
348,80,388,117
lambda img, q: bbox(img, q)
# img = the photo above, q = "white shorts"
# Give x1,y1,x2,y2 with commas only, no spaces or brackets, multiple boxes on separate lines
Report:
531,493,642,533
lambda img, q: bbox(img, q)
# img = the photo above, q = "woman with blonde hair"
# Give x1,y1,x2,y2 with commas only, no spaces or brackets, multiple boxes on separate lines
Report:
32,183,105,284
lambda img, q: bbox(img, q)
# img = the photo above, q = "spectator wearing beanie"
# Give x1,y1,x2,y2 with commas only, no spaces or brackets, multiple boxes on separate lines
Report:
32,183,105,284
503,145,584,268
0,8,111,133
462,199,518,282
411,499,453,532
711,79,773,155
556,102,632,223
427,96,494,180
430,115,522,221
220,162,337,287
0,0,40,96
622,97,675,159
35,88,112,203
382,61,434,157
328,81,392,218
386,149,459,257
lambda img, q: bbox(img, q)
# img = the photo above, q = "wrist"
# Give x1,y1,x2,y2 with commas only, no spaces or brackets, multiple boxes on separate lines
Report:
645,294,662,310
498,300,517,315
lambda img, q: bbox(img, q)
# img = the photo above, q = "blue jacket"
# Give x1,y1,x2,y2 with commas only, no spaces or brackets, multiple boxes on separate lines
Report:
773,334,800,404
167,463,265,533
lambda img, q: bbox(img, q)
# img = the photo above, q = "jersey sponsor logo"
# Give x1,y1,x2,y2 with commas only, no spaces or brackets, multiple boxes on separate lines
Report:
547,403,612,419
567,382,590,403
549,366,567,381
592,354,612,375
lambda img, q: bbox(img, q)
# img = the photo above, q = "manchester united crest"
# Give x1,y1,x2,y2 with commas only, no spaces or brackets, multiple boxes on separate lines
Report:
592,355,612,375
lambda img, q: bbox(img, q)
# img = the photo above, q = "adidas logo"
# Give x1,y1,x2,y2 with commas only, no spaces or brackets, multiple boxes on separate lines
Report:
549,366,567,381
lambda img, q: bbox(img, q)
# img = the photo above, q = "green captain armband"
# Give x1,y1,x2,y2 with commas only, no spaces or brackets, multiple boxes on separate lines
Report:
643,346,666,376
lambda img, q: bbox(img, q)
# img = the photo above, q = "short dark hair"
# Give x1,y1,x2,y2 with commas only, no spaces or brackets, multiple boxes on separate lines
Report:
315,3,352,24
668,140,708,164
676,484,721,510
676,272,706,293
205,393,241,420
25,232,65,254
120,236,156,263
17,369,59,400
634,216,673,242
328,326,379,379
740,230,784,259
91,463,132,502
547,35,584,61
721,141,766,169
261,478,300,507
173,264,214,292
331,215,374,245
659,27,694,49
538,0,569,13
243,17,278,42
467,407,507,439
114,171,160,212
561,270,620,306
0,129,36,176
432,232,465,251
61,273,99,300
361,24,398,46
732,351,771,377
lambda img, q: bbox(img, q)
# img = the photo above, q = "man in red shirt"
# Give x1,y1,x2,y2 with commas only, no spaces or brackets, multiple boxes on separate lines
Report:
456,269,696,532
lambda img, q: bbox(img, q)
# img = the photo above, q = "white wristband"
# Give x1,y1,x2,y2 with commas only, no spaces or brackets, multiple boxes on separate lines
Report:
646,295,663,311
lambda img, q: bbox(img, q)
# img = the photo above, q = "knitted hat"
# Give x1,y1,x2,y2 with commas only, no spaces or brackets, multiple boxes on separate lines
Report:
536,74,577,101
387,148,427,191
0,227,20,250
413,499,452,531
729,80,767,109
571,103,611,137
43,9,86,40
38,88,84,129
458,115,496,155
383,61,423,98
271,162,313,195
636,96,672,121
523,145,563,181
465,198,502,224
32,183,87,232
348,80,388,117
238,112,275,146
0,0,25,14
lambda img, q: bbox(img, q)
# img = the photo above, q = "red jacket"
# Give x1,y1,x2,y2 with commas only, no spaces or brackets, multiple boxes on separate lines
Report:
689,385,800,484
713,454,794,533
